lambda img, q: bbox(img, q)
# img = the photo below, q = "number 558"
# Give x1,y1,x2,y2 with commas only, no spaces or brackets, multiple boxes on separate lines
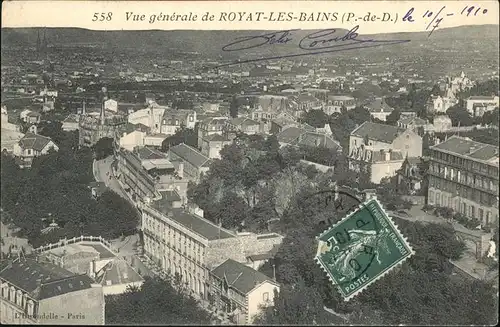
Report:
92,12,112,21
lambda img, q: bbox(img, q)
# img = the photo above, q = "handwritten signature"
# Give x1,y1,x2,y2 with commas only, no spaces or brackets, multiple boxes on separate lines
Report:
216,26,411,68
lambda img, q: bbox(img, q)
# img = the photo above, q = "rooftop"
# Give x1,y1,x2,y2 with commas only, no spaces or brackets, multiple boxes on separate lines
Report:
168,143,211,168
18,133,54,152
211,259,276,294
431,136,499,164
467,95,498,101
95,258,143,287
136,146,167,160
398,116,427,126
0,258,95,300
151,207,234,241
351,121,407,144
364,97,394,113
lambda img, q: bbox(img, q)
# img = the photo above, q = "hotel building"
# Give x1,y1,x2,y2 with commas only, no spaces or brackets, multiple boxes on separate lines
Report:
140,198,283,303
427,136,499,226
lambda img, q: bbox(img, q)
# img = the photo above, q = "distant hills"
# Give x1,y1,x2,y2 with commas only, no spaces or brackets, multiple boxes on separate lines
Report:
1,25,499,62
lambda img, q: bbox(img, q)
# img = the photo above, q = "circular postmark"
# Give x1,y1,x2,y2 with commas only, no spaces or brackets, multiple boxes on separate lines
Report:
304,187,382,286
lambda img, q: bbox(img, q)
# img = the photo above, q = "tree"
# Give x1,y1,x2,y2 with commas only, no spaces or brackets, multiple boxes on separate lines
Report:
212,192,248,228
446,104,474,126
93,137,114,160
386,108,401,125
255,282,326,325
482,107,499,126
301,109,329,128
430,84,443,96
105,276,213,325
161,127,198,151
229,95,239,118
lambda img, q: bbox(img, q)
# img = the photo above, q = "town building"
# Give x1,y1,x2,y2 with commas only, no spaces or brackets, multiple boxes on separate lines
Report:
427,136,499,226
117,123,151,151
443,71,474,99
36,237,144,296
227,117,261,135
115,146,187,203
433,115,453,132
276,126,342,152
349,121,423,158
140,201,283,303
324,95,356,115
397,156,427,194
200,134,233,159
1,106,24,154
202,103,220,113
397,116,430,135
197,117,230,148
364,97,394,121
292,94,322,112
210,259,279,324
465,96,499,117
426,95,457,114
78,111,128,147
20,110,41,125
13,131,59,168
349,148,406,184
0,257,105,325
167,143,211,182
160,109,197,135
61,114,80,132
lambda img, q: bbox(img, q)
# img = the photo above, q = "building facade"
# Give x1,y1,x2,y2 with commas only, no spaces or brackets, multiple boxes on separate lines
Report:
13,132,59,168
0,258,105,325
167,143,211,182
325,95,356,115
466,96,499,117
427,136,499,226
210,259,279,325
140,201,283,304
349,121,423,158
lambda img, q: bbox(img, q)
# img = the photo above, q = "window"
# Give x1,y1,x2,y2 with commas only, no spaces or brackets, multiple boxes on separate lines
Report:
263,292,269,301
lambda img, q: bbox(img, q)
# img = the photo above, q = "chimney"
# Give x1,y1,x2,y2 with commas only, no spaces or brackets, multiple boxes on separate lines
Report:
36,278,43,287
177,162,184,179
89,259,97,278
82,99,86,115
385,150,391,161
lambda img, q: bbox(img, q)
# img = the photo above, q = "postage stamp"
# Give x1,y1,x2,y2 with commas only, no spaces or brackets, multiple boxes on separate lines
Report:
315,198,414,301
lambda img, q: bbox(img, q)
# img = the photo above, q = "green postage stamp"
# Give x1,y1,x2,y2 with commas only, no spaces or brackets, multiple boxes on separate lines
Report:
315,198,414,301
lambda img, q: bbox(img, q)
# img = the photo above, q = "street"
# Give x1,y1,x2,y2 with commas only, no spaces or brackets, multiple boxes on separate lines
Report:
93,156,128,199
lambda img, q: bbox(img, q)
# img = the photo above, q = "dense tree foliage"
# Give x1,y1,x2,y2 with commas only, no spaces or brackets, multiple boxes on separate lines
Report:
456,78,499,100
185,125,497,326
161,126,198,151
385,107,401,126
301,109,329,128
329,106,372,152
255,190,496,326
93,137,115,160
385,85,431,119
105,276,213,325
1,128,139,248
446,104,475,126
482,107,499,126
229,95,239,118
